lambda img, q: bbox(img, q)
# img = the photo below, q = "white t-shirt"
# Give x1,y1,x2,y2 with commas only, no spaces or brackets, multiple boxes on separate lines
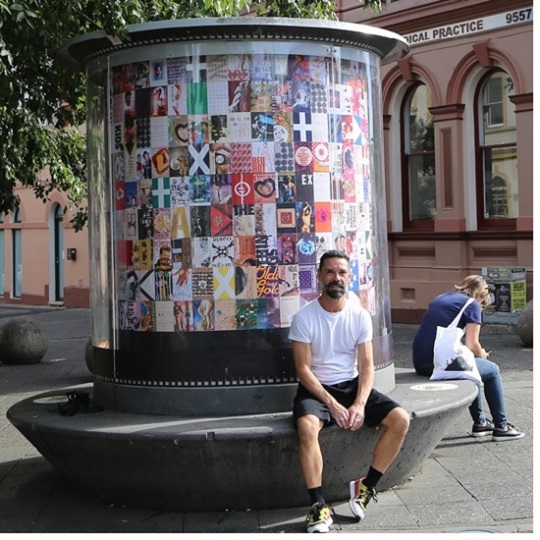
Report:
288,295,373,385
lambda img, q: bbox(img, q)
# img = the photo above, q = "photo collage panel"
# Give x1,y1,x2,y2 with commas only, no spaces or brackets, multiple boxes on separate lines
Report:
112,52,375,332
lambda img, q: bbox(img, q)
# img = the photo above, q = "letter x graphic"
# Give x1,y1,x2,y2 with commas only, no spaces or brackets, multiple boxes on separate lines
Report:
214,267,235,299
189,145,210,175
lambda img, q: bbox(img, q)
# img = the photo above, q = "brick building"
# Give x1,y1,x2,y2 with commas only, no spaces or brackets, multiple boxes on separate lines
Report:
0,0,533,323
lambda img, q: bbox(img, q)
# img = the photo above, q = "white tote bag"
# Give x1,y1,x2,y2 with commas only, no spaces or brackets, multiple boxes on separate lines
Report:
430,297,482,386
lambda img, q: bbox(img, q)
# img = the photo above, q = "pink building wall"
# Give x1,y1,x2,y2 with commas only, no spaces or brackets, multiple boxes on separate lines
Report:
0,184,90,307
338,0,533,323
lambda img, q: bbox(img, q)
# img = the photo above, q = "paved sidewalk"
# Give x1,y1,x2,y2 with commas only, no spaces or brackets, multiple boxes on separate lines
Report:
0,306,534,534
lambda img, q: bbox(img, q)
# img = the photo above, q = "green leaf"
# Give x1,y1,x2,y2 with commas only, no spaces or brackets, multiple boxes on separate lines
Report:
1,0,385,220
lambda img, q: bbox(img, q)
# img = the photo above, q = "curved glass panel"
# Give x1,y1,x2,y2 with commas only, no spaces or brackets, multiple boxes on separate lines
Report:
87,58,113,349
86,40,392,389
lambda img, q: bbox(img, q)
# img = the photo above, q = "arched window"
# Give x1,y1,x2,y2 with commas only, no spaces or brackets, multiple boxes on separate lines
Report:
401,83,435,230
475,70,517,229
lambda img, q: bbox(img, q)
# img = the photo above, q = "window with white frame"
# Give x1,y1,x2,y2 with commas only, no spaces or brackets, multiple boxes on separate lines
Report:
401,83,436,229
476,70,518,227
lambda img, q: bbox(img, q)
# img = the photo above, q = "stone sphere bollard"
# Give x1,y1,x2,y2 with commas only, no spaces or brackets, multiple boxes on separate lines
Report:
516,299,533,347
0,318,49,364
85,338,94,373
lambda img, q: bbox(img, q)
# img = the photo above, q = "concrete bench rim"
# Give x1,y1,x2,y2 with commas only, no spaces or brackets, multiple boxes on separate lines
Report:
7,369,478,439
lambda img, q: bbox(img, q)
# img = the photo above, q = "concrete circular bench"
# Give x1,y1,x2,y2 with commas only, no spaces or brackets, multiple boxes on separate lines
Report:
0,318,48,365
517,299,533,347
6,369,477,512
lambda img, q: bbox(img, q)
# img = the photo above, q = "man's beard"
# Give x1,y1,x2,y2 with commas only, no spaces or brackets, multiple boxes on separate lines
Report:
324,282,346,299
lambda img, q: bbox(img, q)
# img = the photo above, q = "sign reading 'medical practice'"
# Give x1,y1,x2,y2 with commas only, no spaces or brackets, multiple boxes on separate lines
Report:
404,6,533,46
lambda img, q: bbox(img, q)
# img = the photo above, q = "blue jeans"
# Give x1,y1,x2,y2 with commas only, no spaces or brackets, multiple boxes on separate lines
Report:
469,358,507,428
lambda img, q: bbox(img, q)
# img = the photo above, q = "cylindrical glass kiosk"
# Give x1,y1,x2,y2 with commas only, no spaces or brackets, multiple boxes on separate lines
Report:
60,18,408,416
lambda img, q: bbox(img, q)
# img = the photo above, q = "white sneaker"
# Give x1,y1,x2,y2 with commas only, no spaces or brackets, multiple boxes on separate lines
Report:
349,477,377,520
305,502,333,533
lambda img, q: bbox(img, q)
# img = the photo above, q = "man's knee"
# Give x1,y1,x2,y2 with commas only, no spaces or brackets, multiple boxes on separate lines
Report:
385,407,410,436
297,414,322,443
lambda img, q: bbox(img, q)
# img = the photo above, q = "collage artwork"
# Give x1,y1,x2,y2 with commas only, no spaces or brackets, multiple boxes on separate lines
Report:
112,51,378,333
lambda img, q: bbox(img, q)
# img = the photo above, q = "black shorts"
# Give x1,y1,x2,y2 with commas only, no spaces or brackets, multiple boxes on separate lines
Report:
293,377,401,427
